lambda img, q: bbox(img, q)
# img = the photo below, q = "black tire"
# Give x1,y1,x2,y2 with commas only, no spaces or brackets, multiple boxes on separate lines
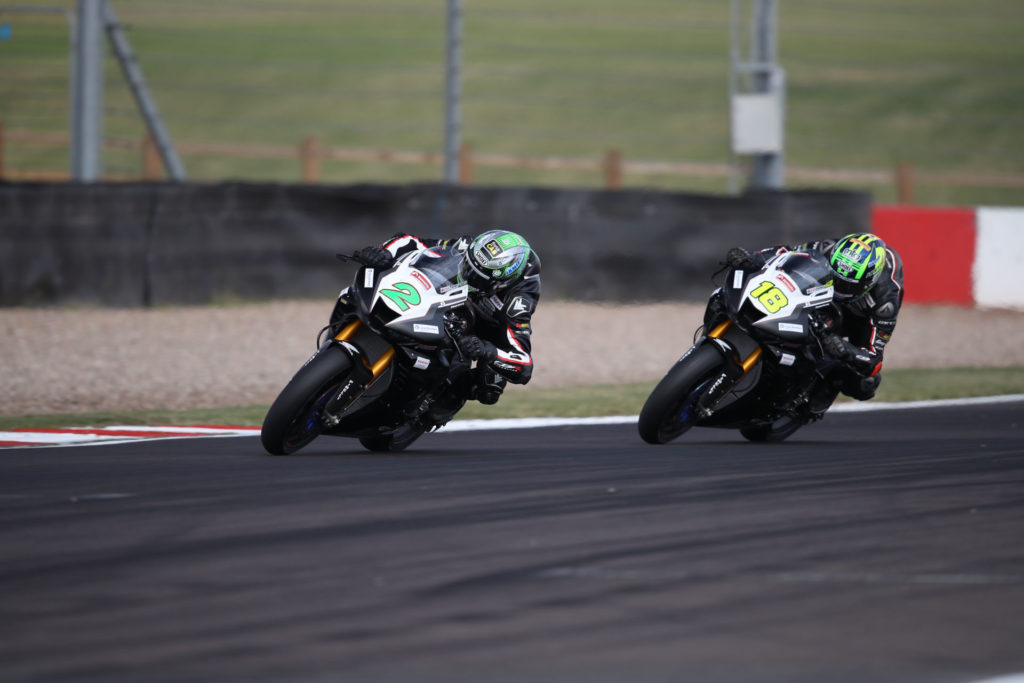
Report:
358,424,426,452
740,416,805,443
261,347,353,455
638,345,724,445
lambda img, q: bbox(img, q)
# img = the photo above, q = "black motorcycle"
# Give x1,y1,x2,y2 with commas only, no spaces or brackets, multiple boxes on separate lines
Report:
638,249,846,444
261,247,477,455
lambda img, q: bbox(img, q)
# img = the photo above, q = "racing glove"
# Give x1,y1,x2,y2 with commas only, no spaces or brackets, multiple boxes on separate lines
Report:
725,247,755,270
356,246,395,269
457,335,497,363
822,333,853,360
822,333,876,371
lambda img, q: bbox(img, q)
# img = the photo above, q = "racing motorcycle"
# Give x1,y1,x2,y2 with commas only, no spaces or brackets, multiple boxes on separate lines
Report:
261,246,477,455
638,248,846,444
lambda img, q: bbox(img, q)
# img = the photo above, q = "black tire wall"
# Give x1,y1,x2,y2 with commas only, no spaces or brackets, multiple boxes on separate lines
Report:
0,181,870,306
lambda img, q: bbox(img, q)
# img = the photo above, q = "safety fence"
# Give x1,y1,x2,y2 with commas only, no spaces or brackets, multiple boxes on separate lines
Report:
4,125,1024,204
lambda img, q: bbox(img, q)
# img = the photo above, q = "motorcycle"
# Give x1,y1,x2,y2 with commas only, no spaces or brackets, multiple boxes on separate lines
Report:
638,248,846,444
261,246,477,455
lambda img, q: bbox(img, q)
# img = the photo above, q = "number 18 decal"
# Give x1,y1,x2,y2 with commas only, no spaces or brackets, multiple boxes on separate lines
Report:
750,280,788,313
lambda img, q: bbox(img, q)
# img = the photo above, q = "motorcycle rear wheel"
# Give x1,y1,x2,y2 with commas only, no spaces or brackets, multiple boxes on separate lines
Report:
261,346,353,455
638,345,723,445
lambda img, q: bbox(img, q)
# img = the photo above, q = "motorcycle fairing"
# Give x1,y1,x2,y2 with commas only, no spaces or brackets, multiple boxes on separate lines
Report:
355,248,469,345
729,251,834,343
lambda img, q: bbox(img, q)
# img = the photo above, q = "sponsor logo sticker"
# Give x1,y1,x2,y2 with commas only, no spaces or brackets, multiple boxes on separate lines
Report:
778,322,804,333
411,270,432,290
508,296,531,317
413,323,440,334
777,274,797,293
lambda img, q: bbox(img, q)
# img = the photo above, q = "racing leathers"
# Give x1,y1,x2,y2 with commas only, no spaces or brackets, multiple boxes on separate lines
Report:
331,233,540,406
717,238,904,403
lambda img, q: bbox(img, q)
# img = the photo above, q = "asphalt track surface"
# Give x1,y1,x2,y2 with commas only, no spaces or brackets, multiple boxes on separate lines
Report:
2,400,1023,683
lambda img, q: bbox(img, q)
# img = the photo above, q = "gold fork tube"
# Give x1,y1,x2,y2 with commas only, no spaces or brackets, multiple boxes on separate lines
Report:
369,347,396,379
334,319,362,341
741,347,763,373
708,320,732,338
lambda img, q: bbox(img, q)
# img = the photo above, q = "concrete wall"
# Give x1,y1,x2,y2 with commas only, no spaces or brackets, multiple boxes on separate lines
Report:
0,181,871,306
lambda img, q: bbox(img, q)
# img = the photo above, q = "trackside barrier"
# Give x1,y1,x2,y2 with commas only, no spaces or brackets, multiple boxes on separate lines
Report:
0,182,870,306
872,205,1024,310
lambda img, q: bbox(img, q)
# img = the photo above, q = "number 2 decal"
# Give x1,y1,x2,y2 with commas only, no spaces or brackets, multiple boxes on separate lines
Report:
750,280,788,313
380,283,421,311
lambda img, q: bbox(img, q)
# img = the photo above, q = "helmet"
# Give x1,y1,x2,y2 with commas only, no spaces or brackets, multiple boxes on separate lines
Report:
460,230,532,294
828,233,888,301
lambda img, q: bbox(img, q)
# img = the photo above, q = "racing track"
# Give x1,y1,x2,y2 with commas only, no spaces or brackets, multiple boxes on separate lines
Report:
2,399,1023,683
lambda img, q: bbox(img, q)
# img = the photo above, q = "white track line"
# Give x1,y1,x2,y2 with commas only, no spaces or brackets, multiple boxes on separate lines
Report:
829,393,1024,412
2,394,1021,448
440,393,1024,432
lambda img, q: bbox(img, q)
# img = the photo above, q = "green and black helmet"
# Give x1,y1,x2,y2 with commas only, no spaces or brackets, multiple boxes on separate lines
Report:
829,233,888,301
460,230,532,294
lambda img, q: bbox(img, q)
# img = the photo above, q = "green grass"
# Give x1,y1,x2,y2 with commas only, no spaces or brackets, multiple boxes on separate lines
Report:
2,367,1021,431
1,0,1022,205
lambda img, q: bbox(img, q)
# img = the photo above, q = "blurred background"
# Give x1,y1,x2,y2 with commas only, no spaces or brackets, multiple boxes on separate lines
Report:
2,0,1022,206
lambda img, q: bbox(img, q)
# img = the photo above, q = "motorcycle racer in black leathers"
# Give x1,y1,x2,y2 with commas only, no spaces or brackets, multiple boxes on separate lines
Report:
716,232,904,408
331,230,540,410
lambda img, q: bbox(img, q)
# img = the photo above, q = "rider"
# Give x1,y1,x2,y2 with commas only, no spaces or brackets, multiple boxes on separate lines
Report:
334,230,540,409
719,232,904,408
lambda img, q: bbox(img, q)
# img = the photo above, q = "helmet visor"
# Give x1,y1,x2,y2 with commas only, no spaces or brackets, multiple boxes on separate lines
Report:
461,256,496,294
832,275,866,301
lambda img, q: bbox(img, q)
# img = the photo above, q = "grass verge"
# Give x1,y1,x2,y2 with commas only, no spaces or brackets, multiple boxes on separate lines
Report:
1,367,1022,431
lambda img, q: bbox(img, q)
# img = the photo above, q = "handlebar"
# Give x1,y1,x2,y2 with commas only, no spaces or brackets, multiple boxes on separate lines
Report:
336,252,372,266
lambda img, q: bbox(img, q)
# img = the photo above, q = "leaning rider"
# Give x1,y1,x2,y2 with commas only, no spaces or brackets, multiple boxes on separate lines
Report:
333,230,540,409
719,232,905,408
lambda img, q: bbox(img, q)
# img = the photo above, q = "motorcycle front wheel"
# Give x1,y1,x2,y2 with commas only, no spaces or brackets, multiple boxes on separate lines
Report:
261,346,353,455
638,345,723,445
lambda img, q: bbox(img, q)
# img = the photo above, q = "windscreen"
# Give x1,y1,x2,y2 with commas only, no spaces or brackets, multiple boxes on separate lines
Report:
409,247,462,289
780,251,833,293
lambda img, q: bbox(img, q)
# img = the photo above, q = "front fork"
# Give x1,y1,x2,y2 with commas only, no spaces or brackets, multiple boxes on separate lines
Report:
321,319,396,426
695,319,763,418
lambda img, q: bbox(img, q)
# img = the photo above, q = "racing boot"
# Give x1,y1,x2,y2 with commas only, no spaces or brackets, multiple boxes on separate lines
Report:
425,373,473,426
808,378,841,417
843,373,881,401
471,370,507,406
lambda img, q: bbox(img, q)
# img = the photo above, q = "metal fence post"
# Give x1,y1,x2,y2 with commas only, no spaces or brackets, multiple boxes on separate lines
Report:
102,0,186,181
71,0,103,181
443,0,463,184
729,0,785,192
748,0,783,189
